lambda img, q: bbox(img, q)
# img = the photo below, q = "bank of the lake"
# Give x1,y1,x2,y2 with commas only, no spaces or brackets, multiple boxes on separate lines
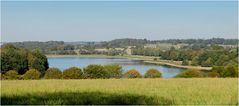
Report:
144,61,212,71
46,54,212,71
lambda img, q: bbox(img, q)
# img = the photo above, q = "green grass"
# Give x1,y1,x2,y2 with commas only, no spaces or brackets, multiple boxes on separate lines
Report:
1,78,238,105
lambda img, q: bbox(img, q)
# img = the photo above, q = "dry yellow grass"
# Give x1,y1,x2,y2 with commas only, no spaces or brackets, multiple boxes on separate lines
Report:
1,78,238,105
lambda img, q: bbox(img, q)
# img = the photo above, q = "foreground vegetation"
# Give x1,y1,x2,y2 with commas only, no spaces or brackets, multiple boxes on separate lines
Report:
1,44,48,74
1,78,237,105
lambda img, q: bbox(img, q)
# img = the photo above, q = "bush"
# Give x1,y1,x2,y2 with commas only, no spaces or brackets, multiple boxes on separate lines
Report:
221,65,238,77
23,69,41,80
144,68,162,78
124,69,142,78
83,64,107,79
175,69,203,78
104,64,123,78
63,67,82,79
5,70,19,80
44,68,62,79
211,65,238,78
211,66,224,76
208,71,220,78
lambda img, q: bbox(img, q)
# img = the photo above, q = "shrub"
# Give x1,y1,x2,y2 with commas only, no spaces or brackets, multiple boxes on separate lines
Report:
124,69,142,78
208,71,220,78
23,69,41,80
175,69,203,78
104,64,123,78
5,70,19,80
144,68,162,78
211,66,224,76
44,68,62,79
83,64,107,79
221,65,238,77
63,67,82,79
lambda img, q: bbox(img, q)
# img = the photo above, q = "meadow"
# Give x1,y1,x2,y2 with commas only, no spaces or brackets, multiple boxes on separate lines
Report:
1,78,238,105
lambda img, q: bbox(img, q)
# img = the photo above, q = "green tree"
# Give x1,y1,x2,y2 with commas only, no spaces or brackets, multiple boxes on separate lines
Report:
182,59,189,66
201,58,213,67
104,64,123,78
83,64,107,79
175,69,203,78
44,68,62,79
28,49,49,74
63,67,82,79
23,69,41,80
215,55,229,66
5,70,19,80
191,56,199,66
144,68,162,78
1,45,29,74
124,69,142,78
221,65,238,77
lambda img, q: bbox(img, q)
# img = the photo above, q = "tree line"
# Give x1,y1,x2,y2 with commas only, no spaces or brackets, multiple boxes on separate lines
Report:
3,38,238,55
2,64,237,80
1,64,163,80
132,45,238,67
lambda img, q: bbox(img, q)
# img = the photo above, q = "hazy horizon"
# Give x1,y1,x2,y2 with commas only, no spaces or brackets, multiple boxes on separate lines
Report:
1,1,238,42
1,37,238,43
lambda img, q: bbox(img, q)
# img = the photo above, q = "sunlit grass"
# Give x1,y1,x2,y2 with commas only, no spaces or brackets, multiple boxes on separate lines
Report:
1,78,238,105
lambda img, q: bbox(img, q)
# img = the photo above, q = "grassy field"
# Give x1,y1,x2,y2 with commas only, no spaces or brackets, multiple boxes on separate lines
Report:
1,78,238,105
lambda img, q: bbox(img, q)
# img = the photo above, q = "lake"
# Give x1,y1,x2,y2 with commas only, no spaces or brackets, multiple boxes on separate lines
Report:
48,57,186,78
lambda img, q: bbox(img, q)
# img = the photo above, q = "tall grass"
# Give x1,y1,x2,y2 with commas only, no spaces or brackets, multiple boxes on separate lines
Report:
1,78,238,105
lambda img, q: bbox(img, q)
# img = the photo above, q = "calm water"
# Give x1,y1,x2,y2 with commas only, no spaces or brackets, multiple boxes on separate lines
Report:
48,57,185,78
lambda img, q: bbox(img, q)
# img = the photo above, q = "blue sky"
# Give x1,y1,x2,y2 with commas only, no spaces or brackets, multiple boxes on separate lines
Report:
1,1,238,42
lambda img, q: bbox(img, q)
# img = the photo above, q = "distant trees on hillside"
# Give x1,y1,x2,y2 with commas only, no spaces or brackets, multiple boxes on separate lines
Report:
3,38,238,56
132,45,238,67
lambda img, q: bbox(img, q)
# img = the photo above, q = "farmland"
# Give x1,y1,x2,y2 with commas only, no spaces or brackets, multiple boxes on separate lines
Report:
1,78,238,105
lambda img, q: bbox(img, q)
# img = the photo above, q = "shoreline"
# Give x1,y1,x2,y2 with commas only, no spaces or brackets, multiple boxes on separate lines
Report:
46,54,212,70
144,61,212,71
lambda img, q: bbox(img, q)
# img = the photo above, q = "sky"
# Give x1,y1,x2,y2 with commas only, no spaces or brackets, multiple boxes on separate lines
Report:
1,1,238,42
